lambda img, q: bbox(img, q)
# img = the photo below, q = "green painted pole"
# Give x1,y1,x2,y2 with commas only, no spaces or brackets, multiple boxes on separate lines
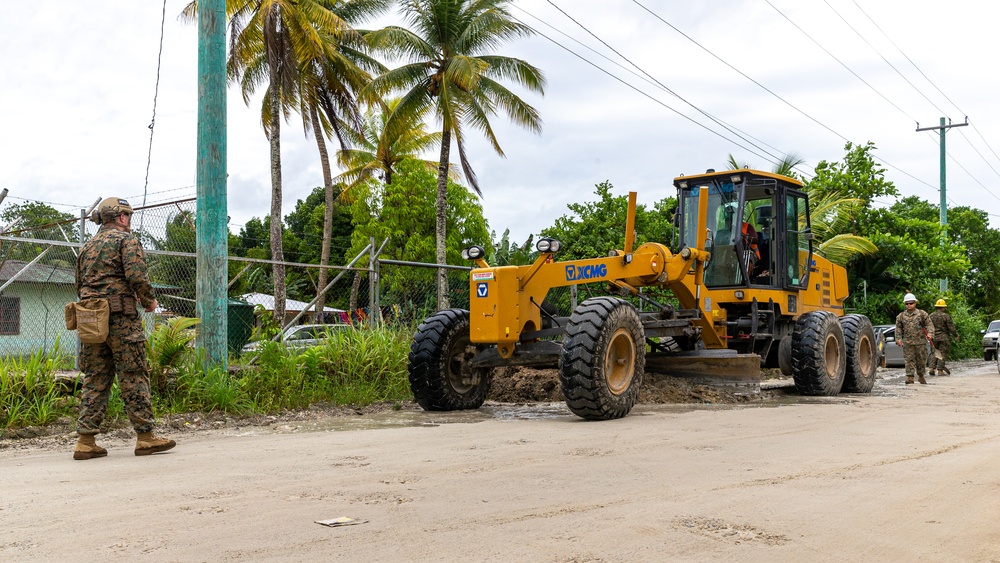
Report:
196,0,228,368
917,116,967,294
938,117,947,293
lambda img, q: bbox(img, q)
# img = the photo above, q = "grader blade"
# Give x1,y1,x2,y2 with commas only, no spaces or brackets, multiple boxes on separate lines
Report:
644,350,761,391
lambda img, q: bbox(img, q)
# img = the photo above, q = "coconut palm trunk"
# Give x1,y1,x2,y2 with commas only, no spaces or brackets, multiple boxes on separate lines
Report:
267,66,286,324
311,105,335,320
435,128,452,310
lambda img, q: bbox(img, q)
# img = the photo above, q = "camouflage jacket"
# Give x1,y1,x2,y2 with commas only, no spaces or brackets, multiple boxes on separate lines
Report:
895,308,933,345
929,310,957,342
76,225,156,309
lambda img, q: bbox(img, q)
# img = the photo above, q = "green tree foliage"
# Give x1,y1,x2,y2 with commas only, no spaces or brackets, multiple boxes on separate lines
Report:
282,185,355,303
490,228,534,266
540,181,675,261
947,206,1000,317
229,217,273,298
854,197,969,298
148,211,198,317
347,158,490,315
0,202,77,268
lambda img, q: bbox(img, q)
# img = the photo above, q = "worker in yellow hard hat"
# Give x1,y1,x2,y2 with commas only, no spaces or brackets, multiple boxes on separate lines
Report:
928,298,958,376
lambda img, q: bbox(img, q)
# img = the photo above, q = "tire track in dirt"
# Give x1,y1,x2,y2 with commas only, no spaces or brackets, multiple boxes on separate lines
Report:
710,433,1000,490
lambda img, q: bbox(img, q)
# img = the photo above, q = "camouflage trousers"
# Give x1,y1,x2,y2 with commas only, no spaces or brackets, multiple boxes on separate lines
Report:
927,340,951,373
77,330,154,435
903,343,929,378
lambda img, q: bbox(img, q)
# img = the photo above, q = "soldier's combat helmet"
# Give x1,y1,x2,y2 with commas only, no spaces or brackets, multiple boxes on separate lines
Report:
90,197,134,224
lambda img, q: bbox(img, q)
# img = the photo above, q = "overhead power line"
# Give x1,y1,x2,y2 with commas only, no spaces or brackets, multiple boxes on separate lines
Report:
544,0,789,169
765,0,915,123
509,8,782,167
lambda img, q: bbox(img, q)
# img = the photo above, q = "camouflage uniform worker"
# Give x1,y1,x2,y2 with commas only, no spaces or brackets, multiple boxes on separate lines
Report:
928,299,958,376
895,292,934,385
73,197,175,460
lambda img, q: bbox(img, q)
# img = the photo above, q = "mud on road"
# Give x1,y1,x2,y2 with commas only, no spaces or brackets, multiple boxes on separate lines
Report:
3,359,1000,562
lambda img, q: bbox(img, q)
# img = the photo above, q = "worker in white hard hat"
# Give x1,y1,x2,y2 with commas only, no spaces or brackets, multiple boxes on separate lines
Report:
894,293,934,384
928,298,958,376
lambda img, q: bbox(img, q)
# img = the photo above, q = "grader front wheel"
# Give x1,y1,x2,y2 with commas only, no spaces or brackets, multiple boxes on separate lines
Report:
408,309,491,411
559,297,644,420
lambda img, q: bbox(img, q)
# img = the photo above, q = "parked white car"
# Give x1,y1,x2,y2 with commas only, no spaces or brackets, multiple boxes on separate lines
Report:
981,320,1000,361
241,323,351,353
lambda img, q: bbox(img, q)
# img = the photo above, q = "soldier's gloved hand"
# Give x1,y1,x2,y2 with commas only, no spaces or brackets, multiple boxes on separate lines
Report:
146,299,158,313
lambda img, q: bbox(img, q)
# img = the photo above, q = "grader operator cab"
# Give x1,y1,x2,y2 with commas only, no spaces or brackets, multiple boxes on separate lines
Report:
408,169,877,420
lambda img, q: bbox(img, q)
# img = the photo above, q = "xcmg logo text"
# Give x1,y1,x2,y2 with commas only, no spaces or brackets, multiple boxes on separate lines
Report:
565,264,607,281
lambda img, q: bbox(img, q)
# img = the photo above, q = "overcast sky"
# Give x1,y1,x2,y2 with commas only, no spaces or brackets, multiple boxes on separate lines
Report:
2,0,997,247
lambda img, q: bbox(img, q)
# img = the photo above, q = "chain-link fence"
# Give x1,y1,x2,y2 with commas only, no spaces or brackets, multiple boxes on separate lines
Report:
0,198,481,363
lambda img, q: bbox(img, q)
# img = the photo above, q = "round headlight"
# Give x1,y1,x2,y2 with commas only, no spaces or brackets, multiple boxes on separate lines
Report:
462,245,485,261
549,239,562,253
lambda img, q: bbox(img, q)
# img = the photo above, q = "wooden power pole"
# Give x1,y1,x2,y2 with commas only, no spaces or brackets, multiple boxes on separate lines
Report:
196,0,228,368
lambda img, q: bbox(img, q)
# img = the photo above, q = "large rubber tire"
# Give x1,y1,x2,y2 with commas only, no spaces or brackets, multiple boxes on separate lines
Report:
840,314,877,393
778,336,793,376
791,311,846,396
559,297,644,421
408,309,490,411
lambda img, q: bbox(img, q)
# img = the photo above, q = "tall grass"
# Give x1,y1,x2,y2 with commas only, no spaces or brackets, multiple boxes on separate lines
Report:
0,347,74,429
229,325,412,411
1,324,414,431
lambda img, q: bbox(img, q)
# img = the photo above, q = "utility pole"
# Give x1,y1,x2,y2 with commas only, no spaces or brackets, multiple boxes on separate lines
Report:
196,0,228,368
915,117,968,293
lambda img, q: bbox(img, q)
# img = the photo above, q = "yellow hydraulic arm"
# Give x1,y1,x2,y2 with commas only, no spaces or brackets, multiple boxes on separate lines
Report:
466,187,721,358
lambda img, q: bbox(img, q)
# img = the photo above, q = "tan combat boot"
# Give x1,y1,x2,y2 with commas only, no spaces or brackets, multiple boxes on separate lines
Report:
73,434,108,460
918,375,928,384
135,432,176,456
906,376,914,384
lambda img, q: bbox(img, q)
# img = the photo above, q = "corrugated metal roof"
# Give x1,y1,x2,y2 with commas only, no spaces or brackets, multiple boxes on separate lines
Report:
239,292,343,313
0,260,75,284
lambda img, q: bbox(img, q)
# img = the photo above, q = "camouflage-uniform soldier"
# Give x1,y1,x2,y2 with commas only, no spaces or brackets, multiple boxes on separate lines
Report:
895,292,934,385
928,299,958,376
73,197,175,460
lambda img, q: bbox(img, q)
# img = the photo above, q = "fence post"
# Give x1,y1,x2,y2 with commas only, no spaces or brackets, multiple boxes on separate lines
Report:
368,237,376,327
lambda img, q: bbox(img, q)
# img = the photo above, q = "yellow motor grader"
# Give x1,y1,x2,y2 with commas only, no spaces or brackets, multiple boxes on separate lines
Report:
408,169,878,420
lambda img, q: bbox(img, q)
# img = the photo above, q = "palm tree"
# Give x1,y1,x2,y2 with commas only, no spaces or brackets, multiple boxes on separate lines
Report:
726,152,806,180
184,0,358,323
336,97,447,189
291,3,389,318
363,0,545,308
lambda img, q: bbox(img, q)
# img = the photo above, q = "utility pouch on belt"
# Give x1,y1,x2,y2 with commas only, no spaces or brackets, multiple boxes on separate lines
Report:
123,296,137,316
107,294,124,314
107,295,138,316
67,298,110,344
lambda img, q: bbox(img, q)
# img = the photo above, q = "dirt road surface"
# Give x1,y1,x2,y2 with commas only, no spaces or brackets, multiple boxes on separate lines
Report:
4,361,1000,562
